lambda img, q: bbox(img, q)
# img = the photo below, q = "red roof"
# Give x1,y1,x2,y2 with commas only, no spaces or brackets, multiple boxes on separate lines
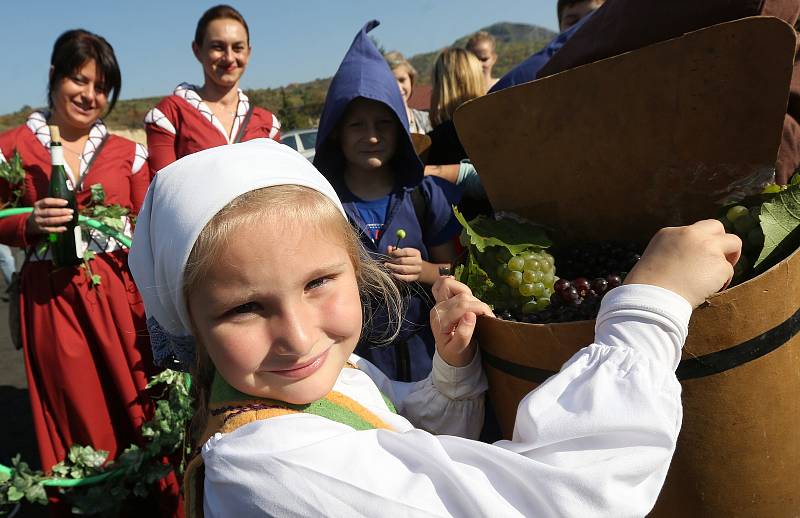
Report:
408,84,432,111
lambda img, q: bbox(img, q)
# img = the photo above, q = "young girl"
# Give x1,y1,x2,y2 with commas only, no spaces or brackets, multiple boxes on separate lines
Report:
314,20,461,382
129,138,740,517
385,51,432,134
144,4,281,173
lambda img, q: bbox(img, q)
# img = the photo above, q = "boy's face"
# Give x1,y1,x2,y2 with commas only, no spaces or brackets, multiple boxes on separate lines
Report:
188,218,363,404
339,97,400,171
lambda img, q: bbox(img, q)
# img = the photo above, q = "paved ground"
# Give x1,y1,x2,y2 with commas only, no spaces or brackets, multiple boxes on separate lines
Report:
0,295,52,517
0,297,40,468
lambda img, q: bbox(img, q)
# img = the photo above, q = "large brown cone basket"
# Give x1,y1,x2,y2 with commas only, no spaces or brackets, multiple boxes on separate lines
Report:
453,17,799,517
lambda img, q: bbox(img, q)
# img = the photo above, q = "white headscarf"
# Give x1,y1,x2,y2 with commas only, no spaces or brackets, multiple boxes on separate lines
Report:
129,138,346,371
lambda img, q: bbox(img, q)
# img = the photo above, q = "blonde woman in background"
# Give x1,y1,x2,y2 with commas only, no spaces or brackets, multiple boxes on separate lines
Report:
385,51,432,134
427,48,485,165
465,31,499,91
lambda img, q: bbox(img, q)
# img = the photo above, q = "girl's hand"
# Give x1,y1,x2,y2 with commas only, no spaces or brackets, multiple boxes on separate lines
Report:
385,246,423,282
430,276,494,367
27,198,73,236
624,219,742,308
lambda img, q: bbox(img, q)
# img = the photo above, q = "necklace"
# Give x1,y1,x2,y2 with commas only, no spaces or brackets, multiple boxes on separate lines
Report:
60,142,85,159
209,102,237,117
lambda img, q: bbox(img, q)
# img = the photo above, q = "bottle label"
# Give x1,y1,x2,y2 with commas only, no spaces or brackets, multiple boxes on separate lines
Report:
51,145,64,166
74,226,85,259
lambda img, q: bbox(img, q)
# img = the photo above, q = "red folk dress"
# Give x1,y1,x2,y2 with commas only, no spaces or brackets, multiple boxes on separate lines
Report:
0,112,180,512
145,82,281,173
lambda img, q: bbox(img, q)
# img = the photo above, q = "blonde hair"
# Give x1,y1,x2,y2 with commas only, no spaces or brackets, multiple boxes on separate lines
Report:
430,48,486,127
183,185,404,440
465,31,496,52
385,51,418,87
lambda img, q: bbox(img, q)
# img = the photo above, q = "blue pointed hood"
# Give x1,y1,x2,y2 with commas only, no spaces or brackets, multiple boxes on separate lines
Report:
314,20,423,188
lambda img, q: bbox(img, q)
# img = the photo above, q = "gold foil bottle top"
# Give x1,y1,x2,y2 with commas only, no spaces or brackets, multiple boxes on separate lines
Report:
49,125,61,144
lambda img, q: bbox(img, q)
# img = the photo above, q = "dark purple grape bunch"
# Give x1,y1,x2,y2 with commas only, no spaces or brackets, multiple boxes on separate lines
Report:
543,274,624,322
554,241,642,281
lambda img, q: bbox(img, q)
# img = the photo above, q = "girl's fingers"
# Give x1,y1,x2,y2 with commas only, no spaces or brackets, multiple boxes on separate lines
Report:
384,262,421,275
440,312,477,353
719,233,743,266
387,247,420,258
432,276,473,303
693,218,727,235
431,297,493,336
391,273,418,282
386,256,422,266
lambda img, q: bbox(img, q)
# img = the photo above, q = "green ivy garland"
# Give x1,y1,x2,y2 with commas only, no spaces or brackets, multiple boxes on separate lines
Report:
0,370,193,516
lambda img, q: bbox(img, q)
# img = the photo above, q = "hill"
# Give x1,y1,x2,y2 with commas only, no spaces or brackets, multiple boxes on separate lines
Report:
0,22,555,133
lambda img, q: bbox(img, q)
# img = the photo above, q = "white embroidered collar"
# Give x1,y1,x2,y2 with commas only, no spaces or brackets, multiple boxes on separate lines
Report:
173,82,250,143
27,111,108,185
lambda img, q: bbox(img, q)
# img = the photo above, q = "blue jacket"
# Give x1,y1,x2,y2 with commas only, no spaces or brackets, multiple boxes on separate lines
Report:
314,20,460,381
490,13,594,93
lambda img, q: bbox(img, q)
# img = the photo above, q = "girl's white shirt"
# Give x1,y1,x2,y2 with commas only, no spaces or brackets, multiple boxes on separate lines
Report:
202,284,692,518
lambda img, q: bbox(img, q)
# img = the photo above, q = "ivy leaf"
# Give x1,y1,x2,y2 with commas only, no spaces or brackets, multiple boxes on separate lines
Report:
90,183,106,204
7,485,24,502
91,275,102,286
453,206,551,255
0,150,25,186
755,182,800,268
24,483,47,505
51,462,70,477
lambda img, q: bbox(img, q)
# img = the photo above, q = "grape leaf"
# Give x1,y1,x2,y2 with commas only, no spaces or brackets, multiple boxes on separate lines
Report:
453,207,551,254
454,249,494,302
755,182,800,268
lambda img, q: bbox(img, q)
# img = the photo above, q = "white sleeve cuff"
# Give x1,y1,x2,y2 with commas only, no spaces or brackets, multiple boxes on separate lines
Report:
595,284,693,370
431,349,487,400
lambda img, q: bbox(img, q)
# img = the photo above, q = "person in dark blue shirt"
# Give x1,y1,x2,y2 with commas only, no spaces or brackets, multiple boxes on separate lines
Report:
490,1,602,93
314,20,461,382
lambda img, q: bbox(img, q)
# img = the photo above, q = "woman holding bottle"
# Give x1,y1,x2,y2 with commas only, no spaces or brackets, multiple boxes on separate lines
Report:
0,30,179,514
145,4,281,173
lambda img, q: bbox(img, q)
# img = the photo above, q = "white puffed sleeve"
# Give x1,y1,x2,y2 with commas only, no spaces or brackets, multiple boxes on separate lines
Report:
356,349,487,438
203,284,692,518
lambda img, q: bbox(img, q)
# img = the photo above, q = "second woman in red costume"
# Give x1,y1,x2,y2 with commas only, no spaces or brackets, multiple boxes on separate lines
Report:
145,4,281,173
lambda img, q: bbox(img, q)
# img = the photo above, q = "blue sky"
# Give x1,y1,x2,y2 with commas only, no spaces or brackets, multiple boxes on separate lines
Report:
0,0,559,114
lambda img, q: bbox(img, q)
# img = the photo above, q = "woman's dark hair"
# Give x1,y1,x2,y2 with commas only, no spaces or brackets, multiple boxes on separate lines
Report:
194,4,250,47
48,29,121,116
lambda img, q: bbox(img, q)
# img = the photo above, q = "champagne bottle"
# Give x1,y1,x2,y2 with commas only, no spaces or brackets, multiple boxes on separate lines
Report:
47,125,83,267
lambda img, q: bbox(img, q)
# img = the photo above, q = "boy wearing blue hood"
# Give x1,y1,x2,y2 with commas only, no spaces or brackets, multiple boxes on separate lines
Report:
314,21,461,382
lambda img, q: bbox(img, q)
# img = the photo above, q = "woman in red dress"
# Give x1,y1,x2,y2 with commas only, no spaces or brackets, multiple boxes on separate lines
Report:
0,30,179,514
145,5,281,173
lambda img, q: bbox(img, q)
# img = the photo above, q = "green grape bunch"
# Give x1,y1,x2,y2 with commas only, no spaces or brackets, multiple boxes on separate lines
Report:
721,203,762,278
495,248,555,312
